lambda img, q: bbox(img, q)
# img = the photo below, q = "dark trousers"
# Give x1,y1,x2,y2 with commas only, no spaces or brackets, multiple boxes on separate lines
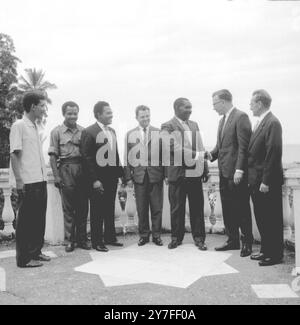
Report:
219,174,253,245
90,178,118,247
16,181,47,266
59,162,88,244
168,177,205,243
250,184,283,260
134,172,163,239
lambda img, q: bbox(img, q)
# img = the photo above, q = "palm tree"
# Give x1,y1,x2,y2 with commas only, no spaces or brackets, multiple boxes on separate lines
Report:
18,68,57,103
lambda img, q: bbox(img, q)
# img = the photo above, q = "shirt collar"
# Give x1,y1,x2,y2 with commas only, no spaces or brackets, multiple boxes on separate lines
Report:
139,125,150,131
258,110,271,123
175,116,189,125
225,106,235,119
61,123,79,133
23,114,37,128
97,121,109,130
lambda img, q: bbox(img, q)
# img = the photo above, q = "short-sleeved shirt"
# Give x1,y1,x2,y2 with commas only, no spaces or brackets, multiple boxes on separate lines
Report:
48,123,84,159
9,115,48,184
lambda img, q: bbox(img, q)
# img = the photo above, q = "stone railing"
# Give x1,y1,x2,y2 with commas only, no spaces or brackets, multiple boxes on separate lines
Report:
0,165,299,275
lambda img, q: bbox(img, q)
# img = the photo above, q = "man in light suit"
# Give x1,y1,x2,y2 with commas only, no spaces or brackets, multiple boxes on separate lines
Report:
206,89,253,257
124,105,164,246
248,89,284,266
161,98,209,250
80,101,124,252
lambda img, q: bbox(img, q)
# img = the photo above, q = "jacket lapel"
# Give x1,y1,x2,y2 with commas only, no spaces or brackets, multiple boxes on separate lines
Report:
220,108,236,144
249,112,272,150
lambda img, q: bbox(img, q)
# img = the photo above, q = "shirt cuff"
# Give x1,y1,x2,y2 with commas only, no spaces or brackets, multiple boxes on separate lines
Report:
235,169,244,174
48,146,59,156
195,151,205,161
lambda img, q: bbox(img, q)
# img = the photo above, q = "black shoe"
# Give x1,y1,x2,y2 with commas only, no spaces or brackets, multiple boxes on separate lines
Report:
240,244,252,257
250,253,265,261
152,238,163,246
18,260,43,268
77,242,91,250
197,242,208,251
168,240,180,249
93,244,109,252
65,243,75,253
215,242,240,251
138,238,149,246
259,257,282,266
33,253,51,262
105,241,124,247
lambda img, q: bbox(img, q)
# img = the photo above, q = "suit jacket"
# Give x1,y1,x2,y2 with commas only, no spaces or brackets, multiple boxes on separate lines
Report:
248,112,283,186
124,125,164,184
211,108,251,179
80,122,124,185
161,117,208,182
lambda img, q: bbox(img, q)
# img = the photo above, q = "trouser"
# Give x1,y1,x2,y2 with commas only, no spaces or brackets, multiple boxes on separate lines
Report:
134,172,163,239
219,175,253,245
90,178,118,247
250,183,283,260
168,177,206,243
59,161,88,245
16,181,47,266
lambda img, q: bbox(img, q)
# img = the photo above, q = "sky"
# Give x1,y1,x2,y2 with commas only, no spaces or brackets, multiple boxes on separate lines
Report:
1,0,300,157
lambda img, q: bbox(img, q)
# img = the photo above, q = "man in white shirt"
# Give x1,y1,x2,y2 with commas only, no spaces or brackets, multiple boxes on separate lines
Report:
10,91,51,268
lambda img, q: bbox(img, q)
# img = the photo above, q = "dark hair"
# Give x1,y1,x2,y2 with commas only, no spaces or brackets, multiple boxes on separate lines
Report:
212,89,232,102
22,91,46,113
252,89,272,109
94,101,110,119
173,97,189,111
61,101,79,115
135,105,150,118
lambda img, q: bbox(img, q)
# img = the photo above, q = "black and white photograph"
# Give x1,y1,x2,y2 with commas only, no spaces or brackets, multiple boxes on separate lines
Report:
0,0,300,308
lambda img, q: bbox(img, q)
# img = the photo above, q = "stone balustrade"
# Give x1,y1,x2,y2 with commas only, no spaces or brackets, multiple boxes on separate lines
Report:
1,165,299,274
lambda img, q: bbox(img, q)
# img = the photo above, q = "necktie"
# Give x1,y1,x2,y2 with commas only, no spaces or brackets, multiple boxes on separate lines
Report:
182,121,192,144
143,127,148,146
103,125,113,149
219,115,226,139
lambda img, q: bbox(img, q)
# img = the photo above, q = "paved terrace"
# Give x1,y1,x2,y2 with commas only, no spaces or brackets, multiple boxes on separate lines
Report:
0,234,299,305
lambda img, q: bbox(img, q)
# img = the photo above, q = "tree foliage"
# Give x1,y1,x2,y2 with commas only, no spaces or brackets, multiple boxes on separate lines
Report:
0,33,21,167
18,68,57,104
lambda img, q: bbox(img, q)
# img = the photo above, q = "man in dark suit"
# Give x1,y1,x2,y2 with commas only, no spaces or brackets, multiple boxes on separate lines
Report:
161,98,209,250
207,89,253,257
248,89,284,266
124,105,164,246
80,101,124,252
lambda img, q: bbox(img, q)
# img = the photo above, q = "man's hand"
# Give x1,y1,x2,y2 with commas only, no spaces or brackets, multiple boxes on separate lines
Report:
93,180,104,194
204,151,212,161
233,170,243,185
126,180,133,188
16,179,24,191
16,179,24,199
54,176,63,189
259,183,269,193
202,173,209,183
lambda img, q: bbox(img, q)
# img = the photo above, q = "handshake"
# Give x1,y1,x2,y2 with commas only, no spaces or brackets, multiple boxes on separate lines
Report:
204,151,212,161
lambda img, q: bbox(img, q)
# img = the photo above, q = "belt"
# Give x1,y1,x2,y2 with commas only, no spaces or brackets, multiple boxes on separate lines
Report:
59,157,82,164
